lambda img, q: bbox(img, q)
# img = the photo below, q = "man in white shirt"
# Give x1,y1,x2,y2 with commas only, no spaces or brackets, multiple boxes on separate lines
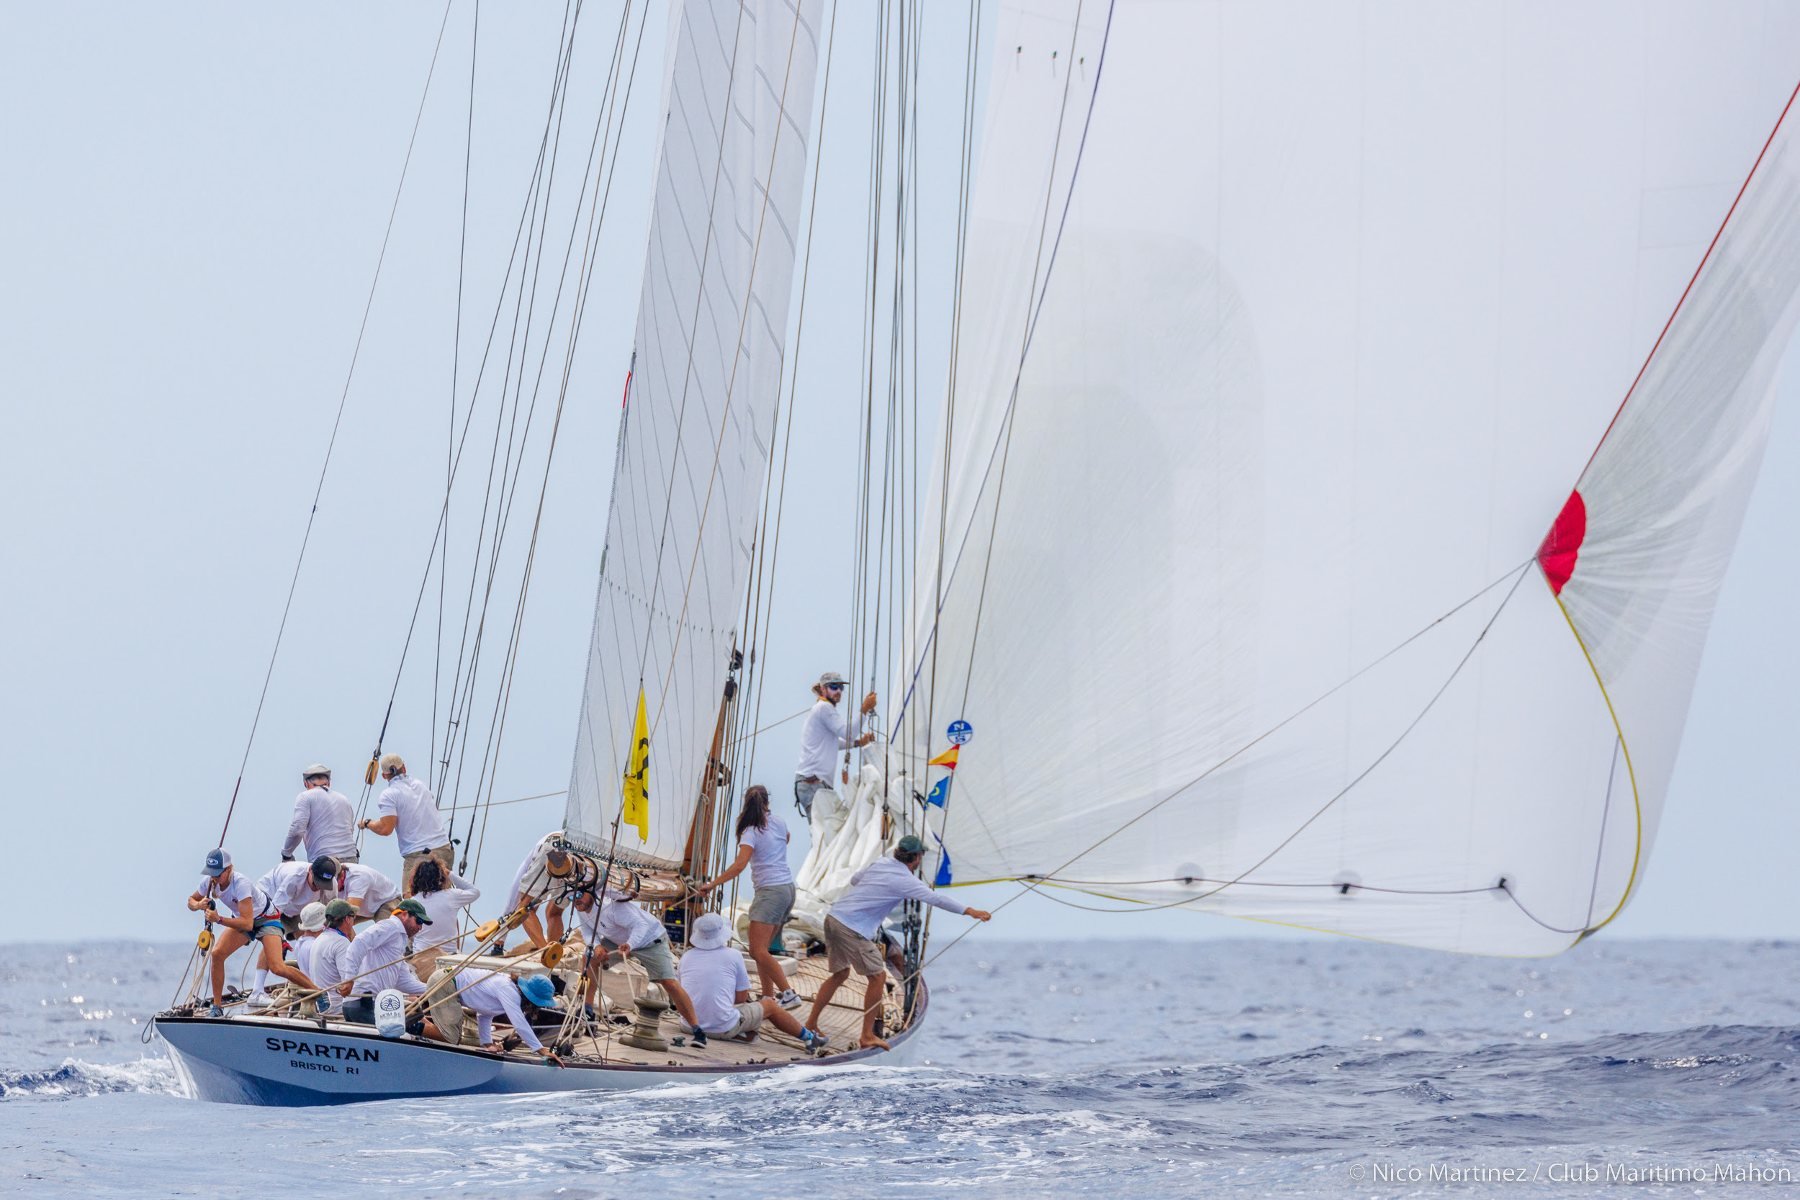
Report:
805,836,991,1050
343,898,437,1035
309,900,357,1014
678,913,826,1052
793,672,878,821
282,764,357,865
293,902,329,978
425,970,563,1065
336,862,402,922
565,885,701,1035
357,753,453,894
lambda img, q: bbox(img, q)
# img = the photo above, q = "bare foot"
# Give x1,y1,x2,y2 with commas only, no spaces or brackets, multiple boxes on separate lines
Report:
857,1034,891,1051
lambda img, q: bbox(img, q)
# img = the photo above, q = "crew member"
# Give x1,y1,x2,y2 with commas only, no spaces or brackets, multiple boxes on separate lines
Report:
425,970,562,1065
337,861,402,922
804,835,990,1050
500,833,581,950
358,753,452,894
187,849,319,1017
282,763,357,865
679,912,826,1052
309,900,357,1014
409,858,481,979
242,855,338,1005
342,897,435,1032
793,672,877,820
695,784,801,1008
565,885,701,1036
293,902,329,978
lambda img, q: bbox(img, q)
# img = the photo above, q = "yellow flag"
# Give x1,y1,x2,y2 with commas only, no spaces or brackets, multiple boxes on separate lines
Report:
621,688,650,841
926,745,960,769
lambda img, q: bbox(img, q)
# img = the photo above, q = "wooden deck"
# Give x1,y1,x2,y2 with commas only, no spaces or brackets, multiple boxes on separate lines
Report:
288,943,909,1070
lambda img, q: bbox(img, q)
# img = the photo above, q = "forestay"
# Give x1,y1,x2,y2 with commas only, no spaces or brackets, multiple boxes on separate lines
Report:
567,0,824,865
902,0,1800,954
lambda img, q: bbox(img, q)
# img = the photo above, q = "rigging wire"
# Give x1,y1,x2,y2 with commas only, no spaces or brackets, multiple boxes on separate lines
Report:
211,0,459,850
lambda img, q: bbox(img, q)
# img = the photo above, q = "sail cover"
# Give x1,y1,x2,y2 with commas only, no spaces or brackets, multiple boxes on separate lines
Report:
903,0,1800,954
567,0,824,865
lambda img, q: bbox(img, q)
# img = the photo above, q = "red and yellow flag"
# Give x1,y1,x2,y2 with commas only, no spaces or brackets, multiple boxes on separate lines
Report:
926,745,959,769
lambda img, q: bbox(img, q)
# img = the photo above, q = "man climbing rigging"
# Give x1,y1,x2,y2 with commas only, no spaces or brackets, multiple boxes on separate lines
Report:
358,753,452,894
793,671,877,822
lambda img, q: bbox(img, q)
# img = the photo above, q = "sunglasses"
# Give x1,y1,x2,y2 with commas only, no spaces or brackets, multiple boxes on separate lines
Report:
824,683,844,693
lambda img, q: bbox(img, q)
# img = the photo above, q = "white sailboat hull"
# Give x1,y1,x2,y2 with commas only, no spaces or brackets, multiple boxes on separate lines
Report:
154,982,927,1106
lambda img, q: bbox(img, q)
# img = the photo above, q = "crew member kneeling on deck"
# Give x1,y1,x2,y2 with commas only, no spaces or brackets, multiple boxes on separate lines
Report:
426,970,563,1065
342,898,438,1036
805,835,991,1050
565,885,702,1035
679,912,826,1053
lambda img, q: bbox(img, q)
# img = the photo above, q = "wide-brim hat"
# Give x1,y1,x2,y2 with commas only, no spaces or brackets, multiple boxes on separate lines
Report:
690,912,731,950
298,902,329,932
518,974,556,1007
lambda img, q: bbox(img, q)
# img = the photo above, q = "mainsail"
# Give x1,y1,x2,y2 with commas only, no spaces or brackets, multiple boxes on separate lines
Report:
903,0,1800,954
567,0,824,865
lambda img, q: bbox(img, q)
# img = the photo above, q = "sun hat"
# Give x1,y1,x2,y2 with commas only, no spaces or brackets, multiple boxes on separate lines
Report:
690,911,731,950
298,902,328,933
396,898,433,924
518,975,556,1007
203,848,231,878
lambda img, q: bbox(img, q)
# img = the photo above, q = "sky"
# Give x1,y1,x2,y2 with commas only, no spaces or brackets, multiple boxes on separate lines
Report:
2,1,1797,950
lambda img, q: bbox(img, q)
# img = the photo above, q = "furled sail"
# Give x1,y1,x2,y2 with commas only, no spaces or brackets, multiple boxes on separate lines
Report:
567,0,824,865
902,0,1800,954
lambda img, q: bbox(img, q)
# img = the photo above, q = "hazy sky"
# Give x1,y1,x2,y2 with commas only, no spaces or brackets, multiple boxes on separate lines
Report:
3,1,1796,951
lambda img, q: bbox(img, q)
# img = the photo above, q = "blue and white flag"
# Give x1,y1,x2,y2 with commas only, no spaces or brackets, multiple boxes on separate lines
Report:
931,831,953,887
925,775,952,809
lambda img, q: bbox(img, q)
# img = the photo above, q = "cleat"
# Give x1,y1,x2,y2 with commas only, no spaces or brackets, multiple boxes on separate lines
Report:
775,988,802,1010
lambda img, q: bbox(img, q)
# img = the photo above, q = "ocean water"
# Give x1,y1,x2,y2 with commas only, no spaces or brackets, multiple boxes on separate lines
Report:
2,938,1796,1197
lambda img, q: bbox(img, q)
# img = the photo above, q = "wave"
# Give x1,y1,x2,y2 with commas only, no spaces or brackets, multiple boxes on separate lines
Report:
0,1057,182,1101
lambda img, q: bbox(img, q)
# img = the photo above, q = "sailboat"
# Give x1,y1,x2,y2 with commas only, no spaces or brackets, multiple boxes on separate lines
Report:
155,0,1800,1104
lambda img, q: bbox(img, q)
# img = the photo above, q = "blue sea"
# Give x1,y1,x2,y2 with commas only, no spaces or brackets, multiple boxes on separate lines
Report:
3,938,1796,1196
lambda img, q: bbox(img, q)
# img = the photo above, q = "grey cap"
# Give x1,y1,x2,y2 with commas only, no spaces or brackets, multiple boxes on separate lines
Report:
816,671,847,688
203,848,231,878
301,763,331,779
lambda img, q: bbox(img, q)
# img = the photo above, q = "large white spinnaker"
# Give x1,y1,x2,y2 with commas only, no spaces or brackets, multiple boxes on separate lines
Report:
902,0,1800,954
567,0,824,865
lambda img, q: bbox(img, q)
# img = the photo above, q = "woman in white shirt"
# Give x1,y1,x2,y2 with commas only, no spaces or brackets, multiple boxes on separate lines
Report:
696,785,801,1009
407,858,481,979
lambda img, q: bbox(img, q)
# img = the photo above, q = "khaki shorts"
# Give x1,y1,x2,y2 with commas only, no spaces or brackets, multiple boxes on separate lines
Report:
823,915,886,977
627,937,676,982
369,899,398,921
747,882,796,927
721,1000,765,1039
423,970,470,1045
403,844,455,894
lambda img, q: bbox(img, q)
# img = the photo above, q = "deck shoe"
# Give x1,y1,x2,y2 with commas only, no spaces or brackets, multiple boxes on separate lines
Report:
207,1004,225,1018
801,1028,828,1052
247,991,274,1010
691,1028,709,1048
775,988,802,1010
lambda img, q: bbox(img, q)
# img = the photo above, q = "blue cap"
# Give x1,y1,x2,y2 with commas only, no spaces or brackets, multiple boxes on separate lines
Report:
203,849,230,878
518,974,556,1007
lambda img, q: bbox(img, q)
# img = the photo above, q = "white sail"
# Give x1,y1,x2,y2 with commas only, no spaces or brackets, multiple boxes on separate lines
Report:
567,0,824,865
901,0,1800,954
